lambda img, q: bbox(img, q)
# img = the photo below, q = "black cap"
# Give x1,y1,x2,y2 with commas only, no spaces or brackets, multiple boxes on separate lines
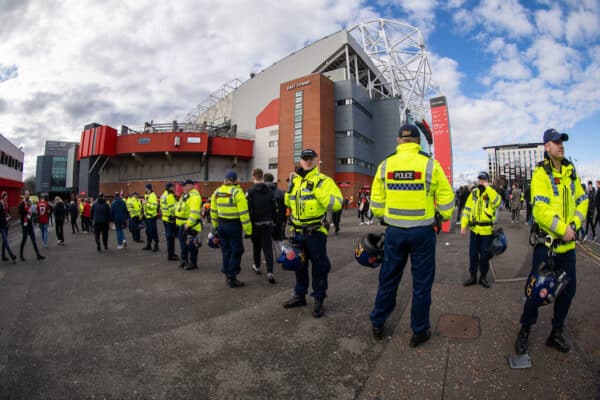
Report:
181,179,195,186
300,148,317,159
399,124,420,138
477,171,490,181
145,183,153,190
165,182,174,190
543,129,569,144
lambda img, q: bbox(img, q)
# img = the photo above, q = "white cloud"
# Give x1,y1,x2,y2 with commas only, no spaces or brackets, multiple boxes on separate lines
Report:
475,0,534,37
526,37,581,84
534,6,564,39
565,7,600,45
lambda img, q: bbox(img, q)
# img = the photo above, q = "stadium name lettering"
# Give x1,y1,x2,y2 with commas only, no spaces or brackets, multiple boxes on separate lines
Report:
287,80,311,90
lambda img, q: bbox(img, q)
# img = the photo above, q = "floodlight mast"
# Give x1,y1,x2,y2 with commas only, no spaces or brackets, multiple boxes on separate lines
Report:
349,18,442,124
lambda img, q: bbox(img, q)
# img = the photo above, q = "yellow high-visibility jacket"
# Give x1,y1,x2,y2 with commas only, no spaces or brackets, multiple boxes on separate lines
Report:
175,193,189,227
284,167,343,235
185,189,202,232
126,196,141,218
371,143,454,228
210,184,252,236
531,158,588,253
461,185,501,235
144,192,158,218
160,190,177,222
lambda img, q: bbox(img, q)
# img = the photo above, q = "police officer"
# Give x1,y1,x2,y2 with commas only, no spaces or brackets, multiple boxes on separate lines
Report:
369,124,454,346
460,171,501,288
515,129,588,355
127,192,143,242
160,182,178,261
175,182,191,268
210,170,252,288
180,179,202,270
283,148,343,318
142,183,159,251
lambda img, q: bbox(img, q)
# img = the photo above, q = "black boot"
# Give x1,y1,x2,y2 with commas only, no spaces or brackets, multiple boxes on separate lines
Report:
283,294,307,308
372,325,385,340
409,330,431,348
152,243,159,252
515,325,530,355
546,328,570,353
479,274,491,288
312,299,324,318
227,277,245,288
141,242,151,250
463,274,477,286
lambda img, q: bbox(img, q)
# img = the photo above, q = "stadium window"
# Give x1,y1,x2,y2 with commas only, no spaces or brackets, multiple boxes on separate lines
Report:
268,163,278,169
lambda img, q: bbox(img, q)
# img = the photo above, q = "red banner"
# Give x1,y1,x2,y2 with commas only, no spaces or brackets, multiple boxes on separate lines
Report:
430,96,453,232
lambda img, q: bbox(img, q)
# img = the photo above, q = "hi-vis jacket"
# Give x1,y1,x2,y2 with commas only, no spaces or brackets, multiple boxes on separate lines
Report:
126,196,141,219
175,192,190,227
460,185,501,236
284,167,343,235
370,143,454,227
531,158,588,253
185,188,202,232
144,191,159,218
160,190,177,222
210,184,252,236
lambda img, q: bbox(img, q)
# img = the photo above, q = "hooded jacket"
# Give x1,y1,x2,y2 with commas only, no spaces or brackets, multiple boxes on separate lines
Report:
247,182,276,224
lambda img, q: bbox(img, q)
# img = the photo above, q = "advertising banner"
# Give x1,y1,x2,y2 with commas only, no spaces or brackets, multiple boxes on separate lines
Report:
430,96,453,232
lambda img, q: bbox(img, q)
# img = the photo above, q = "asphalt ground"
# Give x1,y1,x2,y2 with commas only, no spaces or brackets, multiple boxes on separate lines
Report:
0,210,598,400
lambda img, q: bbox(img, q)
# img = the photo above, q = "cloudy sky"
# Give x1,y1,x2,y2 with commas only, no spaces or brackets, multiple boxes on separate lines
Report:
1,0,599,185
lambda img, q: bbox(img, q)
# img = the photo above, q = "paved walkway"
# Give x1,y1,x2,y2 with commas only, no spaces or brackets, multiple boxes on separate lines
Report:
1,210,598,399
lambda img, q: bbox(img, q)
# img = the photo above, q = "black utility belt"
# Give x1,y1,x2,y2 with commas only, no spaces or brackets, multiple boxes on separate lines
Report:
292,223,322,234
470,221,493,227
254,220,272,226
218,218,240,223
529,223,561,248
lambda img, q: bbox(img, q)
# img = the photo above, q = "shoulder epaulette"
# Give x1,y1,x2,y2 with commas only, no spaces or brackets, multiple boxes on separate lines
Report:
418,150,432,158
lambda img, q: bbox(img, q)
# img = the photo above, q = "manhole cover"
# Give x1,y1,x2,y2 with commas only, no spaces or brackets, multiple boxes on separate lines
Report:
437,313,480,339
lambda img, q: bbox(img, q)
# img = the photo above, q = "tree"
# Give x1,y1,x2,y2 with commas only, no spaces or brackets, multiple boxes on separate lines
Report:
24,176,35,194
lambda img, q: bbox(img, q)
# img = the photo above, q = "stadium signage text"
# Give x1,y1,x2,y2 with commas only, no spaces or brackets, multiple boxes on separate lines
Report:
287,80,311,90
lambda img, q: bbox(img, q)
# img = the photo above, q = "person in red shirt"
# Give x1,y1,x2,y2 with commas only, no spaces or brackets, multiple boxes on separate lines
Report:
37,196,50,248
18,191,45,261
82,198,92,232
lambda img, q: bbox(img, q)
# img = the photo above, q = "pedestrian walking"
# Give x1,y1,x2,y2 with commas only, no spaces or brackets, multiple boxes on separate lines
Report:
53,196,66,244
0,191,16,263
510,184,522,223
69,199,79,234
91,193,111,251
264,172,286,246
37,196,50,248
515,129,588,355
368,124,454,345
110,192,128,249
247,168,276,284
210,170,252,288
283,148,343,318
460,171,501,288
19,191,45,261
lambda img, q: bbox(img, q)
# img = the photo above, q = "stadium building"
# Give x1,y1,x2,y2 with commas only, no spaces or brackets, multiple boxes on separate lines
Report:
483,143,545,188
0,134,24,208
76,19,451,201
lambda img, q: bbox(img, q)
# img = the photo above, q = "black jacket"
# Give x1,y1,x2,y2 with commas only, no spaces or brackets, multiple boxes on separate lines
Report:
91,198,111,224
68,202,79,220
265,181,286,223
54,201,67,222
247,182,276,224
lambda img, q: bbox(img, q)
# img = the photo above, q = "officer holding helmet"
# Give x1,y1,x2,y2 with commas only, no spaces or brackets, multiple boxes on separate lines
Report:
514,129,588,355
210,170,252,287
369,124,454,346
283,148,343,318
460,171,501,288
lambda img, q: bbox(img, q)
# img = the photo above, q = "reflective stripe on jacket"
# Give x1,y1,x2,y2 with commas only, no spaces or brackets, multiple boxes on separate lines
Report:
210,184,252,235
160,190,177,222
284,167,343,235
185,189,202,231
174,193,190,227
144,192,158,218
460,185,501,236
531,159,588,253
126,197,141,218
370,143,454,228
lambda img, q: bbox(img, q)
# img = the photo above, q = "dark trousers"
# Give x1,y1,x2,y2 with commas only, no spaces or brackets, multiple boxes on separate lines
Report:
332,210,341,232
218,220,244,279
293,231,331,300
55,219,64,242
370,225,436,333
251,223,274,273
178,226,188,262
145,217,158,244
129,216,141,241
469,231,492,275
584,214,596,238
20,223,41,257
71,218,79,233
1,227,15,259
520,246,576,330
511,208,520,222
186,228,199,267
94,222,109,248
163,221,177,257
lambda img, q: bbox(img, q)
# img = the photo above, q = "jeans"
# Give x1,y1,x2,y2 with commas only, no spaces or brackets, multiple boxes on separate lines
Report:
469,231,492,276
115,222,125,245
370,225,436,334
520,246,576,330
39,223,48,246
1,227,15,259
20,223,41,257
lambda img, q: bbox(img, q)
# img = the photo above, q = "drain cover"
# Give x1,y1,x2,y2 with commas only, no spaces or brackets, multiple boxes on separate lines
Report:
437,313,480,339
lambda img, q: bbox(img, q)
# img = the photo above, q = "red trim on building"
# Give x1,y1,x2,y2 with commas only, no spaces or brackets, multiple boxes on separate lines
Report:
209,137,253,159
256,98,280,129
116,132,209,154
